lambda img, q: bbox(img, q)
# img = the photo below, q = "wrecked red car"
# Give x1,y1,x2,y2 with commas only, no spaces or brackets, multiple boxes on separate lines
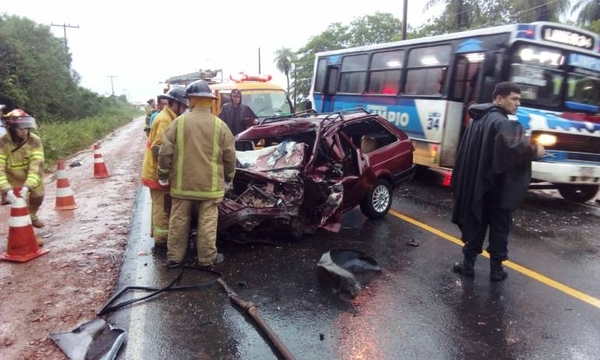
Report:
217,109,415,242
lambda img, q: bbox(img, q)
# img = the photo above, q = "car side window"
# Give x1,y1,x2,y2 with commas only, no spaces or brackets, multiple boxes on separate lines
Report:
341,119,398,154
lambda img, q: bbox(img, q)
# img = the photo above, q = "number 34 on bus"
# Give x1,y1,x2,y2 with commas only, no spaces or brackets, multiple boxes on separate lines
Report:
309,21,600,203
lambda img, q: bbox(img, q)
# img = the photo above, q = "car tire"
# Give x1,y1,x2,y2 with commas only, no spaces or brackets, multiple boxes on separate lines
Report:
556,184,599,203
360,179,392,219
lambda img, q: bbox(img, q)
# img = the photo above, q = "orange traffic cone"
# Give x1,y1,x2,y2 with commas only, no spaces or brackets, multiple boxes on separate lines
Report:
93,143,110,179
55,159,78,210
0,187,49,262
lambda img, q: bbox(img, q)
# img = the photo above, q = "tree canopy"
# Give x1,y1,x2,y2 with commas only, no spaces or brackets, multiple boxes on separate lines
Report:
0,14,120,121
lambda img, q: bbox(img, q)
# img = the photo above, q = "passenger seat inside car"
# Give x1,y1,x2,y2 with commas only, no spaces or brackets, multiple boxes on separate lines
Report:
360,135,378,153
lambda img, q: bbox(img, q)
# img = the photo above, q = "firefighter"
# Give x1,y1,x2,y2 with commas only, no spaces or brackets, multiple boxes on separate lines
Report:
158,80,236,267
141,87,189,248
0,109,45,228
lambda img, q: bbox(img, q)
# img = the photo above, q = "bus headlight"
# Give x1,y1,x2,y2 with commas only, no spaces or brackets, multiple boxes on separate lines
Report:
536,134,557,146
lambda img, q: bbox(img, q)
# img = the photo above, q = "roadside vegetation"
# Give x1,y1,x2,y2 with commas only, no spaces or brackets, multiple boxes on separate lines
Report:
0,13,142,168
36,103,141,168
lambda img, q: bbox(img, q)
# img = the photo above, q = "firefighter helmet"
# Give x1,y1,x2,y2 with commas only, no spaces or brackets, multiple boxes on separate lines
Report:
2,109,37,129
185,80,216,99
163,86,189,106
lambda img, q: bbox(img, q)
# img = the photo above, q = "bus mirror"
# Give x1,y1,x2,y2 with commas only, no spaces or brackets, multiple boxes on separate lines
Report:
483,53,496,77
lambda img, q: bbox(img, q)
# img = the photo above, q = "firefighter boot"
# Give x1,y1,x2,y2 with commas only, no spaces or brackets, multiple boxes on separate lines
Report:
490,260,508,282
31,215,45,228
453,256,476,278
29,195,45,228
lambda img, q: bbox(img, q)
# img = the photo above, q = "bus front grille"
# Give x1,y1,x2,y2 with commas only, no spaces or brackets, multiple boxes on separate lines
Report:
532,131,600,154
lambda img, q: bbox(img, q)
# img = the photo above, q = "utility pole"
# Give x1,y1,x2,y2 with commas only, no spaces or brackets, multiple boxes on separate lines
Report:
51,23,79,50
258,47,262,74
402,0,408,40
293,64,297,110
107,75,117,96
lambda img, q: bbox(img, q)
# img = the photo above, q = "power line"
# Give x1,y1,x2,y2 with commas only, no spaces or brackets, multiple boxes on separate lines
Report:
50,23,80,50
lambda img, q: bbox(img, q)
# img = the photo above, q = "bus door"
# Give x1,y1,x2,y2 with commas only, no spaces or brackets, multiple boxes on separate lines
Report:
320,66,339,113
451,53,483,136
439,53,484,167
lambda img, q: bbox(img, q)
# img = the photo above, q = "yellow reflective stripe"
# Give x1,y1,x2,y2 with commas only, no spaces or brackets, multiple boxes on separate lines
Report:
27,173,41,181
27,173,41,185
0,154,6,160
30,151,44,157
171,188,224,199
0,158,6,164
211,116,221,192
154,227,169,235
11,164,27,169
175,115,186,191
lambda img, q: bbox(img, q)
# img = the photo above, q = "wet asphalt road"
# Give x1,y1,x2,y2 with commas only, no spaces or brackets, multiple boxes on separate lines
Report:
109,174,600,360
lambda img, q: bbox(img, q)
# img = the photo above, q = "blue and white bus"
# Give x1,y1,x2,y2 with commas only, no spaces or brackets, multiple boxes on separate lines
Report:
309,22,600,202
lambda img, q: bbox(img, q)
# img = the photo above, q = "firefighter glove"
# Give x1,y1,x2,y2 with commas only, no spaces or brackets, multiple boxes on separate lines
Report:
20,186,29,198
6,189,17,203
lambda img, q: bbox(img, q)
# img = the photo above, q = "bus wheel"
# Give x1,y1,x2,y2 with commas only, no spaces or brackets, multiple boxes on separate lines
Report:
360,179,392,219
556,184,599,203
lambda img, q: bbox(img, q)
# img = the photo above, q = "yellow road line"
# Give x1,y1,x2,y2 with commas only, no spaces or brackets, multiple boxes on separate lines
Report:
389,209,600,309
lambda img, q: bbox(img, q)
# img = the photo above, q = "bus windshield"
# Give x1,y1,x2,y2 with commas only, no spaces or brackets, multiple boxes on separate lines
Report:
241,90,293,118
509,43,600,112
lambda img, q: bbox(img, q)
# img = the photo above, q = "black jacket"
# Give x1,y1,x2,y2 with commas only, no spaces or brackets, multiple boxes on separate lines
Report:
451,103,537,225
218,103,257,137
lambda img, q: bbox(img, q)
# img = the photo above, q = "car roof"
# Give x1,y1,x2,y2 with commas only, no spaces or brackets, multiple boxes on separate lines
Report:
264,108,373,124
237,108,388,139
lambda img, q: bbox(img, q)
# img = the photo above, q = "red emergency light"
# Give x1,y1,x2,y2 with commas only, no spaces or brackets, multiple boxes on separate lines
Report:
230,73,272,83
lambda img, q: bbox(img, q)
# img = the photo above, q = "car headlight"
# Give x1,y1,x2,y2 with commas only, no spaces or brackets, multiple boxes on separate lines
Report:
536,134,557,146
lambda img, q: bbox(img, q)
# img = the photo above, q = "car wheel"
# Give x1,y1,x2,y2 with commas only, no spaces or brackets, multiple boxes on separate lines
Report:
360,179,392,219
556,184,599,203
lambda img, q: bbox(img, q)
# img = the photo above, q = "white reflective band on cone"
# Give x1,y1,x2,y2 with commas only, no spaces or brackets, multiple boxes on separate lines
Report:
56,187,74,197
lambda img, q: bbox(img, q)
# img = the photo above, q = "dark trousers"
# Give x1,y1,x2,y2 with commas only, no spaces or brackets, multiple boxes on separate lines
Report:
460,205,512,262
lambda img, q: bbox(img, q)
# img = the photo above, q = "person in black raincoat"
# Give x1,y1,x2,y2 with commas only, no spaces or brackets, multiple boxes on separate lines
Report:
218,89,258,136
451,82,545,282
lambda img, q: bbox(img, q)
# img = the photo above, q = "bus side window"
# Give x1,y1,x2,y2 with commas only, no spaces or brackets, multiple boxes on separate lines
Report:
404,70,421,95
368,50,403,95
314,58,328,93
367,70,401,95
339,54,368,93
405,68,445,95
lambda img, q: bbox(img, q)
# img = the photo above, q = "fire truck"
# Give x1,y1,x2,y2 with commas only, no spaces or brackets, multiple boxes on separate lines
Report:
165,69,294,120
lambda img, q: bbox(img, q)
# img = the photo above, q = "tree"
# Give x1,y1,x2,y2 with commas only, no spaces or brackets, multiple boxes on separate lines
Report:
273,47,295,95
509,0,570,22
425,0,472,30
347,12,402,46
293,13,404,102
571,0,600,25
0,14,109,121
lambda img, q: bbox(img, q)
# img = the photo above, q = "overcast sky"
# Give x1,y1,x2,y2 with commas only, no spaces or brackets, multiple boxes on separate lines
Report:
2,1,440,103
